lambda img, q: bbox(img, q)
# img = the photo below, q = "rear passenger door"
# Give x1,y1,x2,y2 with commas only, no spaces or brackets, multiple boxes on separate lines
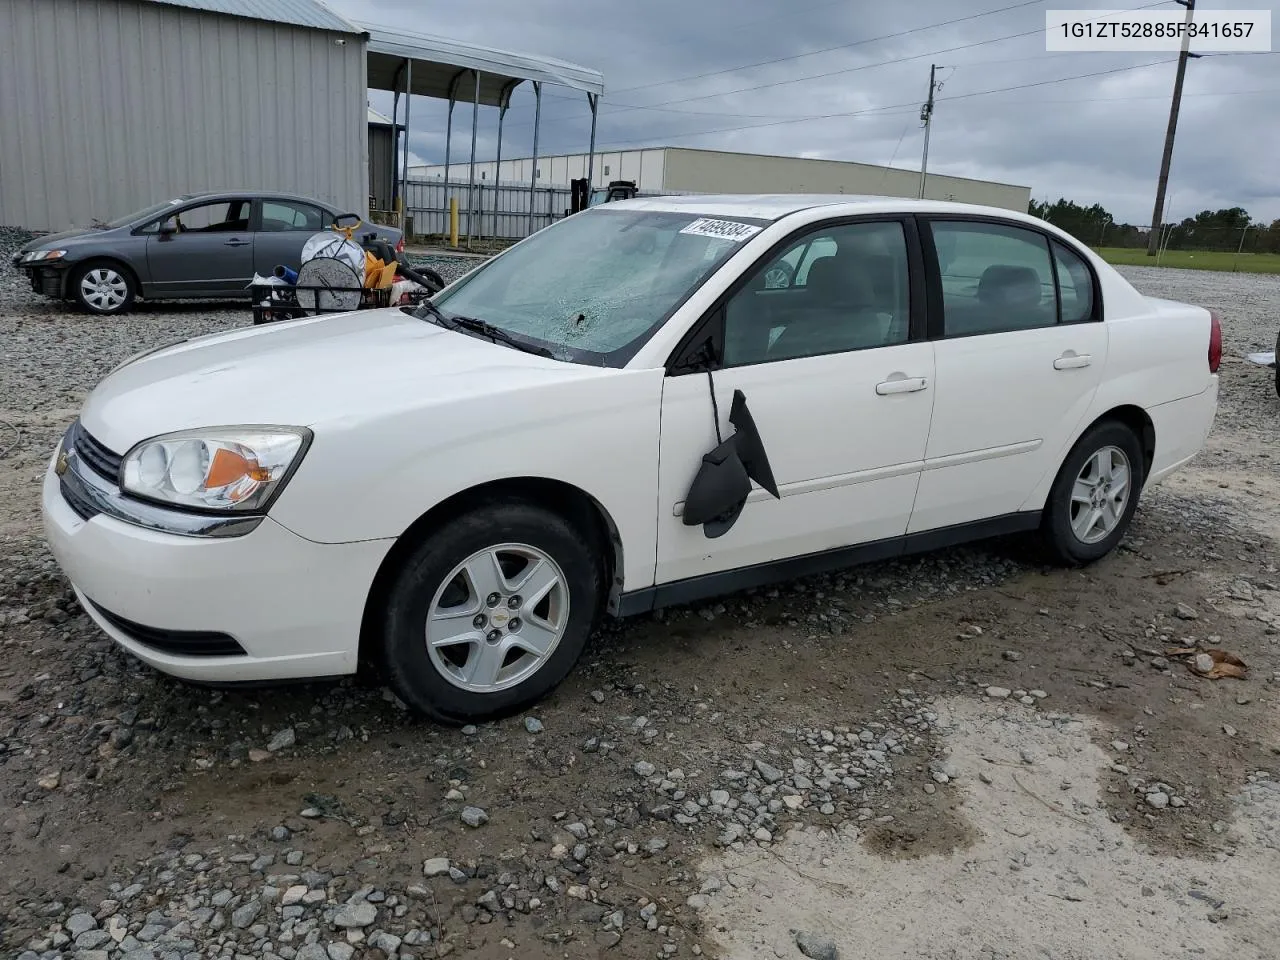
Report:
253,199,332,277
908,218,1108,534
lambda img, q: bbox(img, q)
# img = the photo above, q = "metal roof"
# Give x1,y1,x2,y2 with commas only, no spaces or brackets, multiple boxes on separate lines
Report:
358,22,605,105
140,0,360,33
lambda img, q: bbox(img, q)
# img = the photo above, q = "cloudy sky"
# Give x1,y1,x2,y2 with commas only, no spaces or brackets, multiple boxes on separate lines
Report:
327,0,1280,224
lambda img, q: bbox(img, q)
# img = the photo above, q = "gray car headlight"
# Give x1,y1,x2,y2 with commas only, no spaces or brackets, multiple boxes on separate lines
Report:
120,427,312,512
22,249,67,262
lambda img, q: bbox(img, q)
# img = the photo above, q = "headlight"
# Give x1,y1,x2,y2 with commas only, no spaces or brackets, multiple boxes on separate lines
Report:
120,427,312,512
22,249,67,262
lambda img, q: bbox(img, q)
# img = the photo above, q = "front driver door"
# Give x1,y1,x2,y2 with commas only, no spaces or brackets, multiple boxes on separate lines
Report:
144,197,254,297
654,217,937,586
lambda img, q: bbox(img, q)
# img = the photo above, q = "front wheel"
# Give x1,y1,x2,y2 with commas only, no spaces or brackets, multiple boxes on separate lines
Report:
379,501,605,724
72,261,136,315
1041,421,1145,566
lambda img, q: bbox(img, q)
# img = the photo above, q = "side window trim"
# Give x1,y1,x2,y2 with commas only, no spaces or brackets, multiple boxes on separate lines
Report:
665,213,927,375
160,197,251,233
919,213,1104,339
1050,239,1101,325
1048,233,1063,326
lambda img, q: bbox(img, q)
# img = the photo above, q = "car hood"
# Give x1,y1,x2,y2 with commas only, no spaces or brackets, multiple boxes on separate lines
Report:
18,226,106,253
78,307,614,454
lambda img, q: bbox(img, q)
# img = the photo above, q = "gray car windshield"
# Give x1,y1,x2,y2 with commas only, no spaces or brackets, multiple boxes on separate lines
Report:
427,208,764,365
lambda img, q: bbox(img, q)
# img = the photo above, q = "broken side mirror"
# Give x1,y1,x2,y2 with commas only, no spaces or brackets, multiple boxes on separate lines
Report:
681,388,779,539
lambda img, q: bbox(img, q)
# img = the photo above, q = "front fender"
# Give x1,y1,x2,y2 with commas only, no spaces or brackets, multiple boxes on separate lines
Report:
269,370,665,592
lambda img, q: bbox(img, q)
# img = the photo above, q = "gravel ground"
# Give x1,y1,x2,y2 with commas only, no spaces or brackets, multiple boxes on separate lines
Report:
1,235,1278,960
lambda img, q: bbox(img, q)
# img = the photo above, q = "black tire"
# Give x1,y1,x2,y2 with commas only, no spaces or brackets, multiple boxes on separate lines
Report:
70,259,136,315
379,501,605,724
1041,420,1146,566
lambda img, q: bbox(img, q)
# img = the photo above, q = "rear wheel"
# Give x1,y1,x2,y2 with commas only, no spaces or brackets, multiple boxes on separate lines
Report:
379,501,604,724
1041,421,1145,566
72,261,136,315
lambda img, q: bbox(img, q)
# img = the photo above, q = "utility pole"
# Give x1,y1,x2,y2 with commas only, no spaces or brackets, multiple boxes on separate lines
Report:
1146,0,1199,256
917,64,937,200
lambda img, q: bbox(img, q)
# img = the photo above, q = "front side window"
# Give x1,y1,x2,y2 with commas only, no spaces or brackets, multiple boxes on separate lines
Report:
161,200,250,234
930,221,1057,337
722,220,912,367
427,209,759,365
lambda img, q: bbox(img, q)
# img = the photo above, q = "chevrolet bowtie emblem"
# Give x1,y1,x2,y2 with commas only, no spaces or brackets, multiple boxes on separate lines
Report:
55,450,69,476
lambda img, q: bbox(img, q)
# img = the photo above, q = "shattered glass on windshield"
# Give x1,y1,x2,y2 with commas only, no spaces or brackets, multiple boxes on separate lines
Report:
429,209,765,365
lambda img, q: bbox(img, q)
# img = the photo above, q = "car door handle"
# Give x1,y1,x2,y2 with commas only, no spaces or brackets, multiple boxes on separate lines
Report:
223,238,251,247
1053,353,1092,370
875,376,929,395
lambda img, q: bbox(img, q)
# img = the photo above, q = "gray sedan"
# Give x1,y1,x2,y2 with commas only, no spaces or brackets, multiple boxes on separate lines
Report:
12,190,404,315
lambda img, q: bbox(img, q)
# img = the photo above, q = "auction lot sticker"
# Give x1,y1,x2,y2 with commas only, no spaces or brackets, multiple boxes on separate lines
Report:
680,218,764,242
1047,9,1271,52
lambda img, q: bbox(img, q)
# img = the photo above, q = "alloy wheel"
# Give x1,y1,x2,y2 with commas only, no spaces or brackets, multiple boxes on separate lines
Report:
425,543,570,693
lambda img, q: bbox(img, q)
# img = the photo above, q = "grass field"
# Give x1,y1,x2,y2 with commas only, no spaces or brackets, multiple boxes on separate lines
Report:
1095,247,1280,275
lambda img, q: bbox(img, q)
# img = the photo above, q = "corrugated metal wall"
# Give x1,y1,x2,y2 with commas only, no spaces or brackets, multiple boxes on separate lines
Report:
368,123,396,212
0,0,367,232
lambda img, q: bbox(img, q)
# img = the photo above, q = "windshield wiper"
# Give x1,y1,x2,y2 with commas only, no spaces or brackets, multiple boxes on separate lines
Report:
410,300,555,359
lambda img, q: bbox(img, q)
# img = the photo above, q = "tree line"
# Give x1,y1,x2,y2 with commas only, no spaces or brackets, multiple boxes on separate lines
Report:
1027,198,1280,254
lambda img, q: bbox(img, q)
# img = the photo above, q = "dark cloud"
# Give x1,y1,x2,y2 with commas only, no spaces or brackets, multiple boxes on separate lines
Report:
329,0,1280,222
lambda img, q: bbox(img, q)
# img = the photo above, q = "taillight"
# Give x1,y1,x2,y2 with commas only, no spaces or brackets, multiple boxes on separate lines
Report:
396,235,405,254
1208,309,1222,374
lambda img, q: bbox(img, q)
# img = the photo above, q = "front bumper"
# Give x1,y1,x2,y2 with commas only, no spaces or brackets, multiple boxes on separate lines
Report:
14,259,70,297
41,448,394,683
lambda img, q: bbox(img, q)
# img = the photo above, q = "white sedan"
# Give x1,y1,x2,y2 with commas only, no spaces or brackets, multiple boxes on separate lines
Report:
42,195,1220,723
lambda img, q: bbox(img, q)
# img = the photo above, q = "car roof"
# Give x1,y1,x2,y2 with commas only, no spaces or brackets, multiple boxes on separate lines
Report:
178,189,334,205
611,193,1037,225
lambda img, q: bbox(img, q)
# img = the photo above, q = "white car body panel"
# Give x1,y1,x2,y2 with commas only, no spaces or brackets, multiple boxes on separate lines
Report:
41,194,1219,689
908,322,1109,533
78,308,666,591
655,343,936,583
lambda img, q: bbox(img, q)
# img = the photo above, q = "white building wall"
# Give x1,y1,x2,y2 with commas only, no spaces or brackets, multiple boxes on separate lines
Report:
410,147,1028,212
662,148,1030,211
0,0,368,231
410,148,668,191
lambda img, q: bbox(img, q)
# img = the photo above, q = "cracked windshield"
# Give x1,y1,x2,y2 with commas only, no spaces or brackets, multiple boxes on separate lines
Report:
430,209,756,362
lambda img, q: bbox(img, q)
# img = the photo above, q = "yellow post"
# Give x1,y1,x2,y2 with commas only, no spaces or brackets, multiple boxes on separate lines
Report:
449,198,459,249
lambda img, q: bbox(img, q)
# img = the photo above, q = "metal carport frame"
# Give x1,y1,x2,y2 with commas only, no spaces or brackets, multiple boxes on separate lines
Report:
359,22,605,246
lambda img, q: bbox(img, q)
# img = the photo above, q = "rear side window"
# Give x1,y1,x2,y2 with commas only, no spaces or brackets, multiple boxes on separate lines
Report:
261,200,327,232
931,221,1057,337
1053,240,1096,324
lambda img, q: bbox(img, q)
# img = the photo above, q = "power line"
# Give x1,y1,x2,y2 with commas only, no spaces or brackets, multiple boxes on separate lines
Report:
506,0,1172,130
607,0,1049,98
590,58,1177,151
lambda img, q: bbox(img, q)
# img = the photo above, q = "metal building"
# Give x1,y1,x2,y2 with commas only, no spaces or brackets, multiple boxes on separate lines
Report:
367,106,402,215
412,145,1033,213
0,0,606,235
0,0,367,232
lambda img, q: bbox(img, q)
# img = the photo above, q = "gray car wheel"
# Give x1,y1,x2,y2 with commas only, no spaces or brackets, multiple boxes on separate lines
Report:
72,261,136,315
